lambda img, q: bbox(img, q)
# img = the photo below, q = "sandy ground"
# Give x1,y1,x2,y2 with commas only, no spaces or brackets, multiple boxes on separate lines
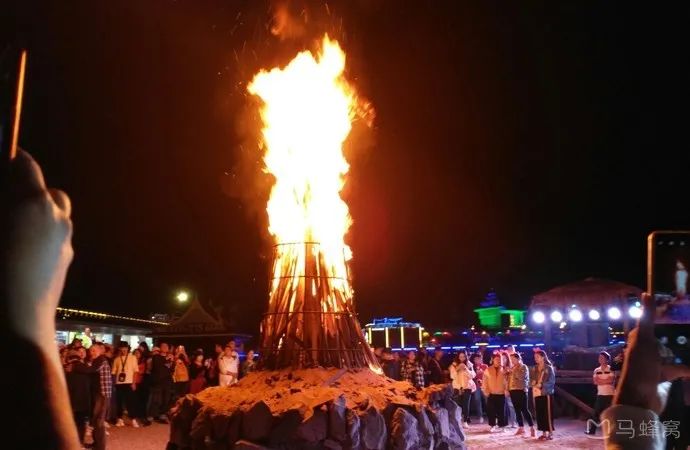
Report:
464,419,604,449
107,418,603,450
106,422,169,450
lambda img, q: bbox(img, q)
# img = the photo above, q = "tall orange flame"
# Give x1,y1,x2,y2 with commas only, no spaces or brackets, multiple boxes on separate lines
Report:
249,35,359,310
249,35,379,370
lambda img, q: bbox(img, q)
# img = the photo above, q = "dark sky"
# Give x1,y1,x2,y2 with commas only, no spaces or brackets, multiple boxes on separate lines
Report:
3,1,688,332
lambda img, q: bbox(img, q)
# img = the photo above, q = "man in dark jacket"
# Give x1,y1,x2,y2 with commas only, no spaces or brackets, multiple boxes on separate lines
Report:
147,343,174,423
71,342,111,450
65,349,91,444
428,347,446,385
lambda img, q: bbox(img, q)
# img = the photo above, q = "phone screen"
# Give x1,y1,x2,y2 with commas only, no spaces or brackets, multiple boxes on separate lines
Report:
649,231,690,324
649,231,690,365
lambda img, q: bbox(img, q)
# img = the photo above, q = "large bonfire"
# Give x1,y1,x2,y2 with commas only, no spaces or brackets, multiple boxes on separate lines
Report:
168,35,465,450
248,35,378,371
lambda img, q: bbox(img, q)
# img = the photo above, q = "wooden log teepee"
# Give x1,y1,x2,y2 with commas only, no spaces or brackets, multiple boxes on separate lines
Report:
260,241,380,370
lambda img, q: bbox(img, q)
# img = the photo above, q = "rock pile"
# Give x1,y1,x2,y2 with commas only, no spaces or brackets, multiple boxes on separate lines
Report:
168,368,466,450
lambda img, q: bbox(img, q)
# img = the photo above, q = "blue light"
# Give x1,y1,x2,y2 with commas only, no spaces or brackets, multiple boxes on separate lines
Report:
519,344,534,347
440,346,451,350
486,345,500,348
452,346,466,350
373,317,403,325
470,345,479,349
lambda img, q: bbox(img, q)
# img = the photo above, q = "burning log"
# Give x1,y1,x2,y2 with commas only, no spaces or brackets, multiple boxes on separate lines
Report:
260,242,378,370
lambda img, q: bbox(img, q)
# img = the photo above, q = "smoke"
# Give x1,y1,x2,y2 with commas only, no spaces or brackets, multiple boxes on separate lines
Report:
270,1,308,41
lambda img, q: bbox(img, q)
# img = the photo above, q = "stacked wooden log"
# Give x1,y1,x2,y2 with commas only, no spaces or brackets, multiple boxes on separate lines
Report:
260,242,379,371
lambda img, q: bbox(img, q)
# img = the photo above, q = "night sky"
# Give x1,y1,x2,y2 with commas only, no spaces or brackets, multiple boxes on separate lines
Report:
3,1,688,332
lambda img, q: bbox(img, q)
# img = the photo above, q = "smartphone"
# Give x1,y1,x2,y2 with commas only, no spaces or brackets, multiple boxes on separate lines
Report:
647,230,690,364
0,46,27,170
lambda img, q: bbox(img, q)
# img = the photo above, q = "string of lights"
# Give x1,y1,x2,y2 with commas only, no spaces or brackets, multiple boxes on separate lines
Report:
56,307,170,326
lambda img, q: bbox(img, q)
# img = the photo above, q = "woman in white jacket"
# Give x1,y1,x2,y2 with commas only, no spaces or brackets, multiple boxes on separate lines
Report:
450,350,476,426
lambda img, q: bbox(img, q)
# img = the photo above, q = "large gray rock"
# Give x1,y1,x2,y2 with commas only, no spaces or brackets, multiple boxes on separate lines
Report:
390,408,419,450
444,399,465,443
169,396,202,447
241,401,273,442
296,407,328,443
428,407,449,442
360,407,387,450
227,410,243,447
429,402,464,450
415,405,434,450
210,411,232,441
345,408,361,450
268,408,303,446
329,396,347,443
189,407,212,442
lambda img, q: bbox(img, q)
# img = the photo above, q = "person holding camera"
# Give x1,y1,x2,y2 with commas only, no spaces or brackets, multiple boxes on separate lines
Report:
172,345,190,399
111,341,140,427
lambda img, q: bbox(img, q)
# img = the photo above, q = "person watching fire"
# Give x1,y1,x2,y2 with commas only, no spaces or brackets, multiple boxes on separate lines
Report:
483,354,507,432
218,341,240,386
586,351,615,435
401,350,425,389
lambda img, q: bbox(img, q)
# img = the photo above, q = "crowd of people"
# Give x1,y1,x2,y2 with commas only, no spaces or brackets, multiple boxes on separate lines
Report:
60,338,257,449
375,344,578,441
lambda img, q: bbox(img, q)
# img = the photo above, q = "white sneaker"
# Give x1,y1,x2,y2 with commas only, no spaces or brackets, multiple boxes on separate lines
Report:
131,419,140,428
115,419,125,427
464,422,470,428
104,421,111,429
489,425,499,433
478,417,485,424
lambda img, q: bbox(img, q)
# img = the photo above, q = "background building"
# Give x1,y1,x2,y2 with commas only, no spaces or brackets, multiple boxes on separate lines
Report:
55,307,168,348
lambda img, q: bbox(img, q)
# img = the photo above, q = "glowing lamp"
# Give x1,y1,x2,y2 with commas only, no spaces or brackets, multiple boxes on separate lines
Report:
550,310,563,322
588,309,600,321
532,311,545,324
607,307,622,320
628,305,643,319
568,309,583,322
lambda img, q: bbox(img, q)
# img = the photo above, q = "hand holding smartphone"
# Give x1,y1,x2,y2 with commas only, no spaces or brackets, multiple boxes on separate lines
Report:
647,231,690,323
647,230,690,365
